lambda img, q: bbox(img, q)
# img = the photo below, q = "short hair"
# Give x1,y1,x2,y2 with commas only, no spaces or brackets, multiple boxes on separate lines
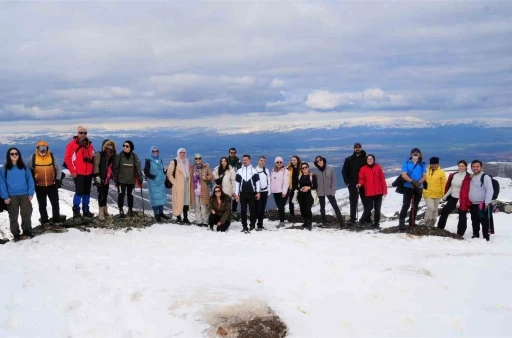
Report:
458,160,468,167
259,156,266,160
243,154,251,159
471,160,483,167
229,147,237,152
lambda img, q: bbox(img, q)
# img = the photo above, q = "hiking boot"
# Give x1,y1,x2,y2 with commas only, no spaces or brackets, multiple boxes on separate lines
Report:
127,209,134,218
24,232,34,239
72,205,81,218
104,205,110,217
13,235,22,242
249,225,255,231
159,214,171,220
276,222,285,228
196,223,204,227
241,226,250,233
183,218,191,225
119,210,126,219
399,218,406,231
256,227,265,231
485,236,490,242
346,219,356,227
176,215,182,223
472,234,479,238
373,223,381,229
98,206,105,221
155,215,163,223
83,211,94,218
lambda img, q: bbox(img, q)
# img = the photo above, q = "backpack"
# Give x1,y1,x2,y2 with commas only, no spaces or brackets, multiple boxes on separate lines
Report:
31,153,65,181
481,174,500,200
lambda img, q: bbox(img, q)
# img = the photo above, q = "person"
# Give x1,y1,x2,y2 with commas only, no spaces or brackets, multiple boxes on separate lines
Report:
287,155,301,218
297,162,317,231
26,140,63,225
423,157,447,226
468,160,494,241
114,140,143,218
255,156,270,230
168,148,191,224
437,160,471,235
342,142,368,225
208,187,232,232
64,126,95,218
398,148,427,231
0,148,35,241
234,154,261,233
227,148,242,215
190,153,213,226
356,154,387,228
93,139,116,220
212,156,236,199
270,156,289,228
314,155,344,227
143,146,170,222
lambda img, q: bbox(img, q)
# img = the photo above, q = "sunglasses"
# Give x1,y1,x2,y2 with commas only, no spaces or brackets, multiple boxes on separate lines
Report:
275,161,282,164
301,167,309,169
315,159,323,163
214,190,221,193
152,150,159,153
9,152,19,156
195,157,201,160
123,145,130,148
38,147,48,151
78,132,87,135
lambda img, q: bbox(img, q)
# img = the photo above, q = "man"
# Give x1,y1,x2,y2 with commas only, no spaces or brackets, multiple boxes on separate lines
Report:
342,142,367,225
64,126,95,218
255,156,270,230
468,160,493,241
228,147,242,215
398,148,427,231
235,154,261,233
27,141,63,225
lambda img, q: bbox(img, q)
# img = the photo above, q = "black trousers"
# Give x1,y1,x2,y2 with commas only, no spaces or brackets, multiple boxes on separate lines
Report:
208,214,231,232
360,195,383,226
273,192,288,222
437,196,468,235
348,184,367,222
240,191,257,228
231,199,238,212
399,187,422,226
35,184,60,222
118,184,134,209
298,191,313,224
288,189,296,216
74,174,93,195
469,204,492,238
256,191,269,227
319,195,343,223
97,184,110,207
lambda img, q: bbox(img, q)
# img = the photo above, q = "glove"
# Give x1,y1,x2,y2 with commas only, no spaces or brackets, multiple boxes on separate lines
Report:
55,179,62,189
412,180,422,188
94,176,101,185
135,177,142,188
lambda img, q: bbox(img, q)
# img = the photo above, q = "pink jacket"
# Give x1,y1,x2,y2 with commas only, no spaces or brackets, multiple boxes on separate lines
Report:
270,168,290,194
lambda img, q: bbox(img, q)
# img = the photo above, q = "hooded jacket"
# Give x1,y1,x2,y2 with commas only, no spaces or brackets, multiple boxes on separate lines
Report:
314,157,337,196
342,150,367,185
93,139,117,184
26,141,62,187
64,136,95,176
358,158,387,197
423,165,447,199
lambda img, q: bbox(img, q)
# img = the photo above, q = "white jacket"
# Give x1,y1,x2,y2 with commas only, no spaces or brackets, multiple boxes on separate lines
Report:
212,166,236,196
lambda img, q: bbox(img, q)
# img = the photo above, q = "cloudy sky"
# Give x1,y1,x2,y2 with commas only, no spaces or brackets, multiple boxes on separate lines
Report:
0,1,511,131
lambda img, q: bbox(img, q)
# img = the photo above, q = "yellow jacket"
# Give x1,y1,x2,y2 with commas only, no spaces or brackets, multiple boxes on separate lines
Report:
423,165,447,199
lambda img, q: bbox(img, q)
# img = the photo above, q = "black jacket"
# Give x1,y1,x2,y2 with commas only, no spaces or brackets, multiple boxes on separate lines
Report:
342,150,367,185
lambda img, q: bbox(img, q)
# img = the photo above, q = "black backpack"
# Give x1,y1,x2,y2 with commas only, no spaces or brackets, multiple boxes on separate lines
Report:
481,174,500,200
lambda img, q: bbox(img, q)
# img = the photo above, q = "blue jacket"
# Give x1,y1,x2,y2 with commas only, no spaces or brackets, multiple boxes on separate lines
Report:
401,160,427,188
0,166,35,199
145,158,167,207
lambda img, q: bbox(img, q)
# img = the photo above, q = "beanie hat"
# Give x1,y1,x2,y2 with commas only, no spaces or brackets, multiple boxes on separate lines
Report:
430,157,440,165
275,156,283,164
124,140,134,151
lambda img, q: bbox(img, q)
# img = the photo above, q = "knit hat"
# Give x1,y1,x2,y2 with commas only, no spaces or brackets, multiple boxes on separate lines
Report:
124,140,134,151
275,156,283,164
430,157,440,165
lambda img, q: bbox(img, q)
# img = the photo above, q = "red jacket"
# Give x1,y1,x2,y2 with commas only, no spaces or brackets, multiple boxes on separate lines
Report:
358,164,387,197
445,172,472,211
64,137,95,176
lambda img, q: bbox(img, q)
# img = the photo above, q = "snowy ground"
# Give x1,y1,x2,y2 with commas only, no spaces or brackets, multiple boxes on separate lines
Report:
1,177,512,337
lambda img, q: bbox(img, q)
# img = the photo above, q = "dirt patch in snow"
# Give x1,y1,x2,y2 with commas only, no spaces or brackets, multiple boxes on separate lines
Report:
381,225,464,240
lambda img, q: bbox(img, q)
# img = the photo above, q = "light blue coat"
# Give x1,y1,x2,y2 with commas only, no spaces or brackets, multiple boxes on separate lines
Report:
146,156,167,207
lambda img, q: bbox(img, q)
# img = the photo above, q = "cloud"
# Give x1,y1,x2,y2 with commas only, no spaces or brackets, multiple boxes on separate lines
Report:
306,88,407,110
270,78,285,88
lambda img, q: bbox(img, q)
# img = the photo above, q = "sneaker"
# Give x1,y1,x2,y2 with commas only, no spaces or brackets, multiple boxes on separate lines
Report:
196,223,204,227
176,215,182,223
241,227,250,233
160,214,171,220
119,210,126,219
155,215,163,223
13,234,22,242
249,225,255,231
256,227,265,231
183,218,191,225
471,234,479,238
276,222,285,228
24,232,34,239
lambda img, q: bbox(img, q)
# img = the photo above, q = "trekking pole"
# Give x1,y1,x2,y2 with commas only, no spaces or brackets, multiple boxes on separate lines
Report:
139,184,145,222
411,192,415,228
488,204,492,236
356,186,359,224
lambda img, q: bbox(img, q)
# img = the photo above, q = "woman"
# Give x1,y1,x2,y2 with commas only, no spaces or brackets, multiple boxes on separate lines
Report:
270,156,289,228
0,147,35,240
423,157,447,226
208,187,232,232
287,155,301,218
212,156,236,200
314,155,344,227
114,140,143,218
168,148,191,224
93,139,116,220
190,153,213,226
356,154,387,228
144,146,170,222
437,160,471,235
297,162,317,231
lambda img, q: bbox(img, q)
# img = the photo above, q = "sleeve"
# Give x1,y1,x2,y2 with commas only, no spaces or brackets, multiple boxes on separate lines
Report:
282,169,290,193
235,171,241,195
135,154,143,179
113,155,121,183
380,166,387,195
484,175,493,204
341,158,349,184
144,159,156,180
93,153,100,176
26,168,35,197
440,170,447,194
445,173,453,193
53,155,63,181
0,169,8,199
219,201,231,224
358,167,366,186
26,155,33,174
253,173,261,193
230,169,236,194
205,165,213,181
208,198,214,212
331,166,337,192
212,167,219,180
311,174,317,190
167,160,176,185
64,142,77,175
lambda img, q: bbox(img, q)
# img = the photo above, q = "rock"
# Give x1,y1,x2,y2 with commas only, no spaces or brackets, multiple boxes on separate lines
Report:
381,225,464,240
504,205,512,214
216,327,228,336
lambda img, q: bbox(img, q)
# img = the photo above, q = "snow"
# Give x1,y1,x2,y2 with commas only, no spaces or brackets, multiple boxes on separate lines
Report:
1,180,512,337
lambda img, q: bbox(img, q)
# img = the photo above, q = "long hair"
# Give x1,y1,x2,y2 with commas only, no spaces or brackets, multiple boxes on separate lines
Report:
5,147,25,170
287,155,301,170
218,156,230,176
210,188,230,202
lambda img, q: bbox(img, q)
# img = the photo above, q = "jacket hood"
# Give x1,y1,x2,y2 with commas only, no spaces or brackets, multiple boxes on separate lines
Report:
102,140,116,152
314,156,327,170
36,140,49,148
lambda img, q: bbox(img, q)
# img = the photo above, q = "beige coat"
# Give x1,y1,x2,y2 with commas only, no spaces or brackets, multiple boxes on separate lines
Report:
212,166,236,196
189,163,213,206
167,159,191,215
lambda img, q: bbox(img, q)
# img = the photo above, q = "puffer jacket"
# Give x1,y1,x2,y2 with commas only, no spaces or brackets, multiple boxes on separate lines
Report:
423,165,447,199
314,157,337,196
270,167,289,194
93,139,116,185
64,136,95,176
358,164,387,197
145,156,167,207
208,193,232,224
26,141,62,187
212,165,236,196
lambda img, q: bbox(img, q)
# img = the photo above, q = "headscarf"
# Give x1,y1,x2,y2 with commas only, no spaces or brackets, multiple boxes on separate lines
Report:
176,148,190,179
150,146,159,160
366,154,376,167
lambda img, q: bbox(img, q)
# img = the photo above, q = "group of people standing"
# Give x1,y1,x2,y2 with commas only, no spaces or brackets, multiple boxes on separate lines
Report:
0,126,497,242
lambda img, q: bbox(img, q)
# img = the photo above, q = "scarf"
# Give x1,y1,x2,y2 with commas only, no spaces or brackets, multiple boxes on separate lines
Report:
176,148,190,179
150,146,159,161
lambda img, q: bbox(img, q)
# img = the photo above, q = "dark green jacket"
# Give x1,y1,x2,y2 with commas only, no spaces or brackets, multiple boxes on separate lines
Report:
114,152,142,185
